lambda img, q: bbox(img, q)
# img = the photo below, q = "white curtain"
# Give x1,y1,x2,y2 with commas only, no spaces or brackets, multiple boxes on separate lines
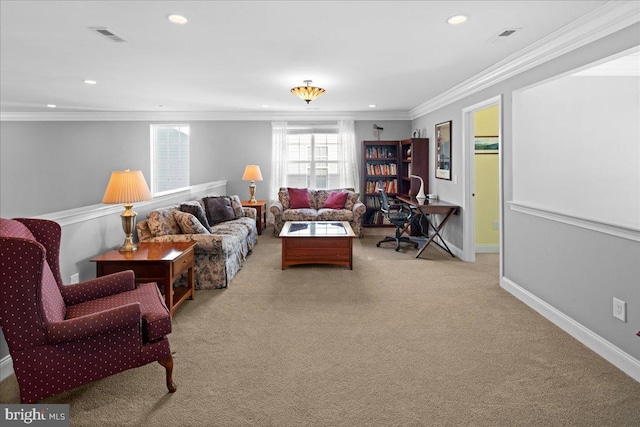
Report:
270,121,288,203
337,120,360,191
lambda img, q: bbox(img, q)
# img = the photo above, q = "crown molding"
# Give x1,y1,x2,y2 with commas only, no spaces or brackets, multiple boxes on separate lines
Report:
409,1,640,119
0,110,410,122
2,2,637,123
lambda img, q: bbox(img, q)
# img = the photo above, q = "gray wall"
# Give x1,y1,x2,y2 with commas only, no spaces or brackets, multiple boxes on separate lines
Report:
0,119,410,219
411,23,640,362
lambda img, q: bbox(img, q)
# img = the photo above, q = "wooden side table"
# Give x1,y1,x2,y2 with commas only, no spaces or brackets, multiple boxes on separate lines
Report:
241,199,267,235
91,241,197,316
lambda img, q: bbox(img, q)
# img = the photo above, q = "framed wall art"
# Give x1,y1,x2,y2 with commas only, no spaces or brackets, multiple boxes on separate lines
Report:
475,136,499,153
435,120,452,180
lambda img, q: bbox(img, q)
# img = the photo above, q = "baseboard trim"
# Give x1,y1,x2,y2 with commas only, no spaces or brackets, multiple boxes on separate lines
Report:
0,354,13,382
475,244,499,253
501,276,640,382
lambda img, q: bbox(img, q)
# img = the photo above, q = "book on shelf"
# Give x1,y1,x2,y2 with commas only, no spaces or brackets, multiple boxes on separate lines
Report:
365,179,397,194
365,162,397,176
365,146,396,159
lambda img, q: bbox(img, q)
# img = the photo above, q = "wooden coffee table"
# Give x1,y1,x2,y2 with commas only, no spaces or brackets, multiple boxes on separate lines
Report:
280,221,356,269
91,241,196,316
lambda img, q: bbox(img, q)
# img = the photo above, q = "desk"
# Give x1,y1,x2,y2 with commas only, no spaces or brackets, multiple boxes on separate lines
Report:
396,196,459,258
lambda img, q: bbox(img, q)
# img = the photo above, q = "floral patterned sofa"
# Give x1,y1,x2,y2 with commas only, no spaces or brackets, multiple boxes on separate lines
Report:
137,195,257,290
270,187,366,237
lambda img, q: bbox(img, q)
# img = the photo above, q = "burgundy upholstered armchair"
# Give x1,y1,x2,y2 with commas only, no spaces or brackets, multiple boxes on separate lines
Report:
0,218,176,403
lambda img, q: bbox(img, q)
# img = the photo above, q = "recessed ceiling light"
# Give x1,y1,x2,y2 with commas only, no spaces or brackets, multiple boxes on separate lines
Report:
168,14,188,24
46,104,56,108
447,15,467,25
84,79,97,85
261,104,269,108
369,104,377,108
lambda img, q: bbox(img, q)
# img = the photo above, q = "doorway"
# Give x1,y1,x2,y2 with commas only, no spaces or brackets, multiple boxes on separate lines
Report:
461,96,502,271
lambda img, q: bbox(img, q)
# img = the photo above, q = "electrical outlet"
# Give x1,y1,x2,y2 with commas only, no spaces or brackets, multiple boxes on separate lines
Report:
492,220,499,230
70,273,80,284
613,298,626,322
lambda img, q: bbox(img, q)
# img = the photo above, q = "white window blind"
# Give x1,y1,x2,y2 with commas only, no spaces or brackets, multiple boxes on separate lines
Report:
150,124,190,194
285,126,339,189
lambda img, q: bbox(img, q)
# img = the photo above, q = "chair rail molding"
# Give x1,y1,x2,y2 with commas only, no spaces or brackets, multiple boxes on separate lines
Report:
36,180,227,227
508,201,640,242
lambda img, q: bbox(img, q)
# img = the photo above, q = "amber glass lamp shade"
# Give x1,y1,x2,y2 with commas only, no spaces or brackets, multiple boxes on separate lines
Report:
290,80,325,104
102,169,152,252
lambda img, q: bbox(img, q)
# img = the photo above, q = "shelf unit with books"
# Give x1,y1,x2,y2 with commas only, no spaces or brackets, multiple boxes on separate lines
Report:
362,140,399,227
399,137,430,235
399,138,429,198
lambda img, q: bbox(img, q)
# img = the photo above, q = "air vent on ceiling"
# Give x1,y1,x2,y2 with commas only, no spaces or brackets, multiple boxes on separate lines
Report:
485,28,521,44
498,29,518,37
88,27,129,43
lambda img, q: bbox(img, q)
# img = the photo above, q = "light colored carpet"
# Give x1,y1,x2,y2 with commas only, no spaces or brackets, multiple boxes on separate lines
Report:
2,228,639,426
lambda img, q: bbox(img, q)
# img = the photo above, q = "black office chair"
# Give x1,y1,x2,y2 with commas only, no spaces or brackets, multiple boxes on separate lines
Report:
376,189,419,251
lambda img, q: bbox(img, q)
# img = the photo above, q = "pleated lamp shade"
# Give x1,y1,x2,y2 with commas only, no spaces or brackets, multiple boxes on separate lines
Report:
102,169,152,204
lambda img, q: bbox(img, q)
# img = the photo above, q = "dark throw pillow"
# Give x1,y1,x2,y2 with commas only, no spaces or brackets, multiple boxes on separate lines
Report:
288,187,311,209
203,196,237,224
174,211,210,234
322,191,349,209
180,201,210,230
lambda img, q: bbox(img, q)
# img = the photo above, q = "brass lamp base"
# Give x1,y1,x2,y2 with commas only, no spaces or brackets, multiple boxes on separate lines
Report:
248,182,257,204
118,204,139,252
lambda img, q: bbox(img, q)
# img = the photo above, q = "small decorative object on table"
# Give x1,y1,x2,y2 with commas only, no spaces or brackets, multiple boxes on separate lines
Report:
410,174,427,205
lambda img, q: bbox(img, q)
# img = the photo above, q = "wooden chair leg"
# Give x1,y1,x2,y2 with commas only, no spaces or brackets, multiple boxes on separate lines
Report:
158,355,177,393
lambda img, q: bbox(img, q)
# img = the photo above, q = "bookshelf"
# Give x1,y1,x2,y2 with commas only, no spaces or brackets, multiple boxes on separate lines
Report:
362,138,429,228
399,138,429,198
362,140,399,227
400,138,429,235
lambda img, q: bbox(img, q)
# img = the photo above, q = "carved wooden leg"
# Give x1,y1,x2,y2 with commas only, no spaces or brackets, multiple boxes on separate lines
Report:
158,355,177,393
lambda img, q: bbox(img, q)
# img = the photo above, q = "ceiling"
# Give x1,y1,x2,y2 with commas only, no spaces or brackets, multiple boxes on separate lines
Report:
0,1,623,117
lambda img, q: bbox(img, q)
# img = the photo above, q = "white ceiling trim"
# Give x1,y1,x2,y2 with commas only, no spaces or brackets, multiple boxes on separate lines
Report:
409,1,640,119
2,2,637,123
0,110,411,122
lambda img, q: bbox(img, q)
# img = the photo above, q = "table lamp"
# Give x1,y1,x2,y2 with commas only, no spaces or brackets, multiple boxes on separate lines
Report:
242,165,263,204
102,169,152,251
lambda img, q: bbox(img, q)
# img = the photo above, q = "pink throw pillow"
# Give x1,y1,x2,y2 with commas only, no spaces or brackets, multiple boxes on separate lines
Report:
322,191,349,209
288,188,311,209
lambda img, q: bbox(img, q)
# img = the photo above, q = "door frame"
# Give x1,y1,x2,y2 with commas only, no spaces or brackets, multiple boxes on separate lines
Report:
461,95,503,274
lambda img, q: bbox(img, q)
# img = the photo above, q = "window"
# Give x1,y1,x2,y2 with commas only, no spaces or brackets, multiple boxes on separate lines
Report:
285,125,340,189
271,121,358,201
150,124,190,194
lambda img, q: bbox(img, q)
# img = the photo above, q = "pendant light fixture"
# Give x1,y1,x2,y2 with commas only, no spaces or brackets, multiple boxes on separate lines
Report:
290,80,325,104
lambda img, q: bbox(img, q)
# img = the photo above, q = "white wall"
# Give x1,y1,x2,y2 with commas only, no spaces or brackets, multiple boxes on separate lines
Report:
513,76,639,229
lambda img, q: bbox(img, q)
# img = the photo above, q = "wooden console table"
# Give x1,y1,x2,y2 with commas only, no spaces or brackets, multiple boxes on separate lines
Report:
91,241,196,316
396,196,459,258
